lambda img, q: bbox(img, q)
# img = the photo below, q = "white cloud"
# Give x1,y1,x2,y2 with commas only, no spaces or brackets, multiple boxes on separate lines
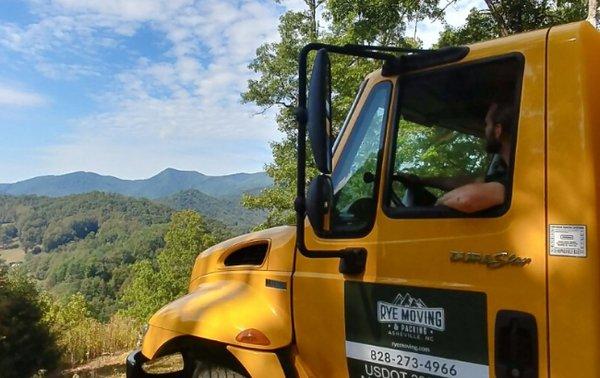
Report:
0,85,46,107
0,0,286,177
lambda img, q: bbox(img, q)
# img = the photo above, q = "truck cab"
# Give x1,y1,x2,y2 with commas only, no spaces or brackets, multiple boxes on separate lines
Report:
127,21,600,378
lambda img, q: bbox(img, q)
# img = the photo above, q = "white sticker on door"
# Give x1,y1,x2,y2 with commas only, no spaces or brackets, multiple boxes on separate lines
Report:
549,225,586,257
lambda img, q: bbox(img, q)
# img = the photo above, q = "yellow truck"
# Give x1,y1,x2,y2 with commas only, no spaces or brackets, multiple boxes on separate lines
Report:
126,21,600,377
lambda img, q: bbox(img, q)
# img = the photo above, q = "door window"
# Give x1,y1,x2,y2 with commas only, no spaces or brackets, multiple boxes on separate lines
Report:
385,56,524,217
330,81,392,236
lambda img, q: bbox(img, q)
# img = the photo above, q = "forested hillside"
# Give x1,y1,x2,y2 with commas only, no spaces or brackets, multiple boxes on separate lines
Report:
0,193,172,252
158,189,264,234
0,193,236,371
0,193,169,319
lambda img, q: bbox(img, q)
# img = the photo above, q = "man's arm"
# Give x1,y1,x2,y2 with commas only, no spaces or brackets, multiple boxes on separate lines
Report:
396,173,480,191
419,175,481,191
436,182,505,213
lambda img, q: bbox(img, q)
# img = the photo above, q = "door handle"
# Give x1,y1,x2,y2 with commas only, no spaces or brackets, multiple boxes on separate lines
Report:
495,310,538,378
338,248,367,275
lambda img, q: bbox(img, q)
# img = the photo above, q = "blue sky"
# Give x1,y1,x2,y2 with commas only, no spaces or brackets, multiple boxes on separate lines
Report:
0,0,482,183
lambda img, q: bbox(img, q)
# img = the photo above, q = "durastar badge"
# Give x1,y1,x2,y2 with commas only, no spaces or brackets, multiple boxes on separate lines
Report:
450,251,531,268
377,293,445,331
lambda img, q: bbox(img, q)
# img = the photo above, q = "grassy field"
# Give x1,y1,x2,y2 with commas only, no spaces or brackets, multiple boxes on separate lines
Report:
0,244,25,264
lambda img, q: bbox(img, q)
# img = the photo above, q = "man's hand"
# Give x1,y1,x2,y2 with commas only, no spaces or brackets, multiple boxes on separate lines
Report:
436,182,505,213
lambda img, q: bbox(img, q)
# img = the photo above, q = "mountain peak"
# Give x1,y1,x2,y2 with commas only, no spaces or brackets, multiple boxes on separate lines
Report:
154,167,204,176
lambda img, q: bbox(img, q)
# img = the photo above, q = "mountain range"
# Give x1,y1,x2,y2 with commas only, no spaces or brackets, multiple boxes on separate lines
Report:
0,168,272,199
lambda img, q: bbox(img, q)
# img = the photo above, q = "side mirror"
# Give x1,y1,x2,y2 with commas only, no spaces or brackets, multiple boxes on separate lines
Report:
307,49,332,174
306,174,333,234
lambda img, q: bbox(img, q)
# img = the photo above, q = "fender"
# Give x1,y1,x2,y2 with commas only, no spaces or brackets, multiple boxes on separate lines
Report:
141,271,292,359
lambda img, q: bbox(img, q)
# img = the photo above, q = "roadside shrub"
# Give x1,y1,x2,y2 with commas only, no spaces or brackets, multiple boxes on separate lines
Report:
0,224,18,245
0,264,60,377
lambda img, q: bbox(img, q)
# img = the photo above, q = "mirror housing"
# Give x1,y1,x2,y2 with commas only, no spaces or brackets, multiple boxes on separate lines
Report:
306,174,333,234
307,49,332,174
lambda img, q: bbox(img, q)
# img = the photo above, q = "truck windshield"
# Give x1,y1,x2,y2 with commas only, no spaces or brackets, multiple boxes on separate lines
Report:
330,81,392,236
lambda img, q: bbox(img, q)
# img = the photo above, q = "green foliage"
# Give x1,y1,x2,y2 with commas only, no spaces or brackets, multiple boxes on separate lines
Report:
394,121,488,176
1,192,172,251
41,216,99,251
26,222,168,321
44,292,140,365
118,260,163,322
0,263,59,377
438,1,587,46
119,210,217,322
0,264,137,370
158,189,262,235
0,192,176,320
326,0,442,45
437,8,499,46
0,224,17,245
242,138,301,228
2,191,236,322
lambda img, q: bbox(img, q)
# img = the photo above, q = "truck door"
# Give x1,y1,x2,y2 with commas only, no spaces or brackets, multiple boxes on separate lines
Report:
293,32,547,377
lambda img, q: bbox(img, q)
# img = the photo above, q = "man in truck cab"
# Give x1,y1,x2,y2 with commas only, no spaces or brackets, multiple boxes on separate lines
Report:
397,102,514,213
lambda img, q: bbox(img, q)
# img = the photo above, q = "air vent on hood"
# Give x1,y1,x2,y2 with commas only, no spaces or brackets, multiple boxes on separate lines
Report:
224,242,268,267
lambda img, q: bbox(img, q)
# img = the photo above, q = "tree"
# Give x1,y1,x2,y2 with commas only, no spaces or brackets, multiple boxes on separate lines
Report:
119,210,217,321
589,0,598,26
0,263,59,377
242,0,438,228
41,216,99,251
0,224,17,246
438,1,587,46
327,0,446,45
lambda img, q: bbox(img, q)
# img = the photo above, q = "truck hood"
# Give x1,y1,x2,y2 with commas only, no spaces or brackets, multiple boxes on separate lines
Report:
188,225,296,289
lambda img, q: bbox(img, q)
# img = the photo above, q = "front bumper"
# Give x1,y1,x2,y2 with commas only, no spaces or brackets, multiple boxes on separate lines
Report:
126,349,182,378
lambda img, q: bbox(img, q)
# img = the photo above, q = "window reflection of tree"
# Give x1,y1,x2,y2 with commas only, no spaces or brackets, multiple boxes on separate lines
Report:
336,108,384,213
393,120,489,198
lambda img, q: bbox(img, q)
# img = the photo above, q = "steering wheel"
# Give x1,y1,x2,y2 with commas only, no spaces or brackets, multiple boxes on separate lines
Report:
391,173,438,207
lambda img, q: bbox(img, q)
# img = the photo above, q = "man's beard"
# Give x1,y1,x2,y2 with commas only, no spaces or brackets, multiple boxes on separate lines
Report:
486,137,502,154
